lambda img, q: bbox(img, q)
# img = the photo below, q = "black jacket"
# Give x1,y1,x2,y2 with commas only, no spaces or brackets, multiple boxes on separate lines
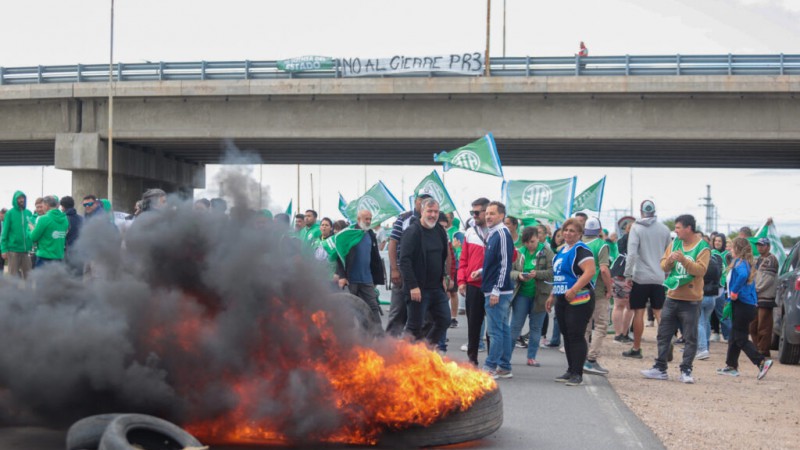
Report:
335,229,385,285
64,208,83,249
399,217,448,291
703,252,722,296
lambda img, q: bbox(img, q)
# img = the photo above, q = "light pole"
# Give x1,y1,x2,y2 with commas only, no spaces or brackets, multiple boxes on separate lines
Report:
485,0,491,77
107,0,115,205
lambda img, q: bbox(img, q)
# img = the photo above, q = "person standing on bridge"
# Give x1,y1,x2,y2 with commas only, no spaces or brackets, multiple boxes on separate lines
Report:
0,191,33,279
576,41,589,71
546,218,596,386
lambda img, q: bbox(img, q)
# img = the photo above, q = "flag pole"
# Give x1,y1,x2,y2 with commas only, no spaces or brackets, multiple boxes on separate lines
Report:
485,0,491,77
296,164,301,214
310,173,315,210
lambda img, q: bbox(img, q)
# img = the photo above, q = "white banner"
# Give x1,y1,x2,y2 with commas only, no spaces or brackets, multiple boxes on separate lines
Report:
340,52,483,77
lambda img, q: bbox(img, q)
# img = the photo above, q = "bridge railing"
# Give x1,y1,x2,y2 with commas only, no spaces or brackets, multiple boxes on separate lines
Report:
1,54,799,85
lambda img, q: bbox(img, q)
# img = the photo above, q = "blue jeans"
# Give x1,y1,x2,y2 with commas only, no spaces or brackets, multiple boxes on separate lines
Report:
484,293,514,371
714,294,731,340
404,288,451,348
510,294,547,360
697,295,716,352
549,309,562,346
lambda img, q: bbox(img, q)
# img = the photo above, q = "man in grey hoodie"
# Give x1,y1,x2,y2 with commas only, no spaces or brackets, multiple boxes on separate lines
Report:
622,200,672,359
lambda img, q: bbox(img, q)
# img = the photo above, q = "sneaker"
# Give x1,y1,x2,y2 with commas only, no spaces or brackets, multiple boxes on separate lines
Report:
640,367,668,380
515,337,528,348
460,343,486,353
554,372,572,383
460,343,468,352
757,359,773,380
709,333,721,342
679,370,695,384
716,366,739,377
458,308,466,315
613,335,626,344
527,359,541,367
495,368,513,379
565,375,584,386
482,366,498,379
695,350,710,360
450,318,459,328
559,346,565,353
622,348,643,359
539,338,550,348
622,335,634,343
645,320,655,327
583,360,609,375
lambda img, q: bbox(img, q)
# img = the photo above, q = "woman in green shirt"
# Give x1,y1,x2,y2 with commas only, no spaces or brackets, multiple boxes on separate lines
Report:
509,227,555,367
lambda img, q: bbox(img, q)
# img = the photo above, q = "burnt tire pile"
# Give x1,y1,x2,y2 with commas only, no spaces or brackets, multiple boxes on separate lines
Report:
66,413,203,450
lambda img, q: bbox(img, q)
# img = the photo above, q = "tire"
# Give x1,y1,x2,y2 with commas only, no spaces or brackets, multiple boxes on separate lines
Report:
66,414,121,450
98,414,202,450
778,321,800,365
331,292,383,337
379,387,503,448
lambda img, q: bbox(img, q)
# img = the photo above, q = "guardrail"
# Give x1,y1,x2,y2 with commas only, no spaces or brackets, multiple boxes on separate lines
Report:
1,54,799,85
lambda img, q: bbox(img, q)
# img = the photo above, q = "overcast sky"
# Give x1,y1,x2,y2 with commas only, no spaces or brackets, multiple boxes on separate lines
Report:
1,0,799,235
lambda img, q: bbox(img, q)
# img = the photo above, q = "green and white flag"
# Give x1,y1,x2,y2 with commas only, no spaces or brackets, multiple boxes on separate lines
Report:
344,181,404,225
433,133,504,178
285,199,292,216
321,226,366,267
412,170,457,213
338,193,348,218
572,176,606,213
502,177,577,223
277,56,334,72
755,221,787,267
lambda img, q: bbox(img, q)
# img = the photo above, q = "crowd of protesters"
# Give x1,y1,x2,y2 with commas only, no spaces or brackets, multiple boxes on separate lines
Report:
0,187,778,384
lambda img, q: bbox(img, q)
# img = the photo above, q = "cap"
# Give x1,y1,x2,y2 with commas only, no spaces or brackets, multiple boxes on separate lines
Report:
584,217,602,236
756,237,770,246
640,200,656,217
416,192,433,200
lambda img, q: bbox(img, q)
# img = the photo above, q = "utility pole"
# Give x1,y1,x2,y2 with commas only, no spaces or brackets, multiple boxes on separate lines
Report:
485,0,491,77
107,0,115,205
700,185,714,233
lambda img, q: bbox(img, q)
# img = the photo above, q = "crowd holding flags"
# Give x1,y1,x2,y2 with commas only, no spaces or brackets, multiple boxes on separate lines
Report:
342,181,404,225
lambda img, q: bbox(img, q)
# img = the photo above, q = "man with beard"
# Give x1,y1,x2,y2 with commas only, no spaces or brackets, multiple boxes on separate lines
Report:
336,210,385,327
400,198,451,350
458,197,491,366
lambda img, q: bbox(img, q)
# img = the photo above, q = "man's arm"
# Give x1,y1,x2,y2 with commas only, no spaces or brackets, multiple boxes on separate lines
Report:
681,248,710,277
399,226,420,291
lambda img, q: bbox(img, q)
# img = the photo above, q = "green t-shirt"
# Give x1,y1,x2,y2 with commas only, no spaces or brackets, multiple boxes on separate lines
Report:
518,244,543,298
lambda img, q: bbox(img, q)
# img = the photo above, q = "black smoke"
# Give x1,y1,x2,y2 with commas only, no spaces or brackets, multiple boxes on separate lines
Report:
0,152,365,442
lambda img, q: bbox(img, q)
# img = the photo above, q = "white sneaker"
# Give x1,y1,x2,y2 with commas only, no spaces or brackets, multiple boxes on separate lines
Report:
645,320,655,327
640,367,668,380
695,350,710,360
460,343,468,352
709,333,721,342
460,343,486,352
559,346,565,353
679,370,695,384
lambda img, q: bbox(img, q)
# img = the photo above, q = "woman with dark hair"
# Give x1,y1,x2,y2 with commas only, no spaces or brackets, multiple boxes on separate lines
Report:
551,227,565,253
717,237,773,379
545,218,596,386
504,216,521,248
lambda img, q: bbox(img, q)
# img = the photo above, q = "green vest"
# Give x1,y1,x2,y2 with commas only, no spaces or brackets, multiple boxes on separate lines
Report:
664,238,710,290
584,237,608,284
518,243,543,298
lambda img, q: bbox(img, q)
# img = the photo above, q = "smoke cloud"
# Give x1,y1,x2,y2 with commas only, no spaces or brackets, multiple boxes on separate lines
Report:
0,151,366,441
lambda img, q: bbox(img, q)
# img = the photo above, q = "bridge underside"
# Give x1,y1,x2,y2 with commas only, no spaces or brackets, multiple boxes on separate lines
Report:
1,137,798,169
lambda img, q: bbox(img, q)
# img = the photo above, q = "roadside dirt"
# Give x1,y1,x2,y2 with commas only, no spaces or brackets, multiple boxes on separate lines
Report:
599,326,800,450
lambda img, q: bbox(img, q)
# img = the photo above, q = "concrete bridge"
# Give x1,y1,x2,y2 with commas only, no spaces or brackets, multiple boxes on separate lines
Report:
1,73,799,209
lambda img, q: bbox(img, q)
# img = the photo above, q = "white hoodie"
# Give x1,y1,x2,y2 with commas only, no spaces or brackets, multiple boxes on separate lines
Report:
623,217,672,285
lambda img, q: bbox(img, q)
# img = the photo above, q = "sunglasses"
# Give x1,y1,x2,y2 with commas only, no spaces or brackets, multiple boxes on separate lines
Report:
82,202,95,208
470,210,485,216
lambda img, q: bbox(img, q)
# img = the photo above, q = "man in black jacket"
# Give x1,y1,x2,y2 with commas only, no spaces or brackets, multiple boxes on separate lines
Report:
336,210,385,326
400,198,451,349
60,196,83,276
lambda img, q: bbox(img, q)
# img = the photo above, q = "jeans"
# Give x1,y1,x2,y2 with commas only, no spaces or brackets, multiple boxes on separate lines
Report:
697,295,716,353
654,298,700,373
510,294,547,360
714,294,731,340
404,287,451,349
555,293,595,376
549,309,562,346
727,301,765,369
33,257,61,268
483,292,514,371
385,282,408,337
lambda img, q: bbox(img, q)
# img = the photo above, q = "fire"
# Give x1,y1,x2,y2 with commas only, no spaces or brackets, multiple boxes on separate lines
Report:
173,304,495,445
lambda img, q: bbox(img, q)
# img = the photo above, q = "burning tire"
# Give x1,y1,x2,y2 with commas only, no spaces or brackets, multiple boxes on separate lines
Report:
379,387,503,448
98,414,203,450
331,292,383,337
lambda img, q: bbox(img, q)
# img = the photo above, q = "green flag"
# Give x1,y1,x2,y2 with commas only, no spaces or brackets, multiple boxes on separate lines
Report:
338,193,348,218
322,226,366,267
285,199,292,216
412,170,457,213
572,176,606,213
344,181,404,225
754,221,787,267
433,133,504,178
502,177,577,223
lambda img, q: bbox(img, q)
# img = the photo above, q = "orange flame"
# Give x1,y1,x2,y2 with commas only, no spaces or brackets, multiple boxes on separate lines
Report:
179,309,495,445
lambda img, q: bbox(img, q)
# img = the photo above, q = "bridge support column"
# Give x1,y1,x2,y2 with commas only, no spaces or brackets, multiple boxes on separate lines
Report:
54,133,205,213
